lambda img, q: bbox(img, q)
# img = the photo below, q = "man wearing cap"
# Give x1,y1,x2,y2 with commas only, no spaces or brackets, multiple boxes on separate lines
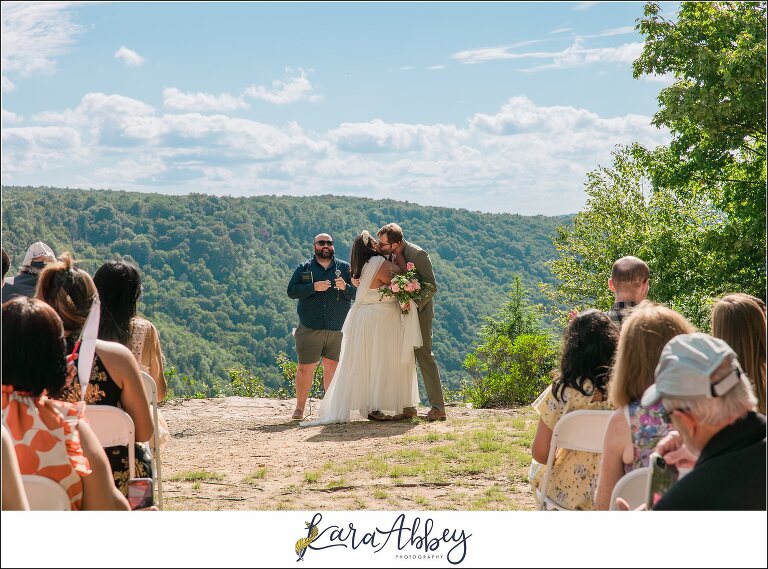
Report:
1,242,56,303
287,233,355,421
640,333,766,510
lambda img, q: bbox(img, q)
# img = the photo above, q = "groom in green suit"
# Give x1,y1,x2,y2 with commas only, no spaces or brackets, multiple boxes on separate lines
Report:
377,223,446,421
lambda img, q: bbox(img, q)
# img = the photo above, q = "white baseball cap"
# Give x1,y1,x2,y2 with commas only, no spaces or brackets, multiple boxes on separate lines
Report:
21,242,56,266
641,333,741,407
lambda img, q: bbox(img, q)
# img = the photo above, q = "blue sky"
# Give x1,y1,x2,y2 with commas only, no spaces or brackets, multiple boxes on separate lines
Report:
1,1,678,215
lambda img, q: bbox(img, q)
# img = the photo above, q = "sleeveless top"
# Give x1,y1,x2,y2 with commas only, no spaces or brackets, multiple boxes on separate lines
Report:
2,385,91,510
57,335,153,495
624,400,671,474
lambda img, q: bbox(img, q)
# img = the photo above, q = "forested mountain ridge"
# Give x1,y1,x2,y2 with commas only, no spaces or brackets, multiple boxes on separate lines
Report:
2,186,569,396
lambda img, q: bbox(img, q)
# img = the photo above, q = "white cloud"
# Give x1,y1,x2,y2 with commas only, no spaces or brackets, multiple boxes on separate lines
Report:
1,125,86,182
453,38,643,71
114,46,145,67
551,27,571,34
4,92,670,215
1,2,83,79
573,2,599,11
586,25,636,38
1,75,15,92
244,67,321,105
522,40,644,71
163,87,249,112
1,108,23,124
427,65,447,70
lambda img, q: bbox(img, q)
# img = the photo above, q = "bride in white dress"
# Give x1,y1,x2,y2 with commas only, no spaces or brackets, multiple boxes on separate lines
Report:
301,231,422,426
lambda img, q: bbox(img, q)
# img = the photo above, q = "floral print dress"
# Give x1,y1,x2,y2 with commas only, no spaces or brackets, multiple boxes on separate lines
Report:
58,336,152,496
624,400,671,473
531,382,613,510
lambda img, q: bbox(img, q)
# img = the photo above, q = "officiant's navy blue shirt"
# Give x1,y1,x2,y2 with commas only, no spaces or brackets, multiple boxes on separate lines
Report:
287,257,356,331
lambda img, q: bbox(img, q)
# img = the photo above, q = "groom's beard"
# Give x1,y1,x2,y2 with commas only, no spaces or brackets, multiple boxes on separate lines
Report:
316,247,333,259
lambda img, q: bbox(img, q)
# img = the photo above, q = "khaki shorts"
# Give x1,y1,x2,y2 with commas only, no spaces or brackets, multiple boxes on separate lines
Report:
294,324,343,364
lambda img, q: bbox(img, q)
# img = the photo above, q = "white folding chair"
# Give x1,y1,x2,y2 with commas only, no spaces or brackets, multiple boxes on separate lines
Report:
141,371,164,510
609,466,650,511
537,409,613,511
21,475,71,511
84,405,136,479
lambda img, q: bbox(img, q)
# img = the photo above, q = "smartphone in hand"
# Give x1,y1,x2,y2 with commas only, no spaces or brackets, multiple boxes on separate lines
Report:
127,477,154,510
646,452,679,509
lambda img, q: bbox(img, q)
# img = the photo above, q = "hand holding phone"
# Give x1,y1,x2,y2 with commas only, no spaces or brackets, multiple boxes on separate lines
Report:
645,452,679,509
127,477,154,510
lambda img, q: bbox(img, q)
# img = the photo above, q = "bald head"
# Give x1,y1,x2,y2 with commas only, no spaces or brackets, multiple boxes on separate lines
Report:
609,256,649,301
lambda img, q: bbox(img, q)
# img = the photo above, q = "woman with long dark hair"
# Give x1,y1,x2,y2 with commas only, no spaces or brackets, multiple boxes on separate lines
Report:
301,230,422,425
94,261,167,400
36,253,154,497
530,309,619,510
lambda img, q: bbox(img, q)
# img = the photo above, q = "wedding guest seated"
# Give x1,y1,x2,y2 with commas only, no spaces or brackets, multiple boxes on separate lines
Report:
595,302,695,509
530,309,618,510
711,293,766,414
36,253,154,497
94,261,167,399
1,241,56,303
640,333,765,510
2,425,29,511
94,260,170,449
1,247,10,284
1,297,129,510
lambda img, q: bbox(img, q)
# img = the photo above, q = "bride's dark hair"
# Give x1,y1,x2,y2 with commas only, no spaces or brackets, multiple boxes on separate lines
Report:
350,232,381,279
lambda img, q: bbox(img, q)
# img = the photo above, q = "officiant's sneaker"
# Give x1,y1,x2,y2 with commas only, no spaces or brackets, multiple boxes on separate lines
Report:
425,408,446,422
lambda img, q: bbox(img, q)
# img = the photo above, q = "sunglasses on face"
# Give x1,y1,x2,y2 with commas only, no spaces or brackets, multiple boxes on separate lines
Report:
315,240,334,246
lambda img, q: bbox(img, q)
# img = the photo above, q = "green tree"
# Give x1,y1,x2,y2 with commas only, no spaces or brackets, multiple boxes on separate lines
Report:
547,2,766,327
463,277,558,407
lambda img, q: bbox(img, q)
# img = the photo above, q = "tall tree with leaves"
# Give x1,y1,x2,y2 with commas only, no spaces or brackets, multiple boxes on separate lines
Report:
547,2,766,327
634,1,766,300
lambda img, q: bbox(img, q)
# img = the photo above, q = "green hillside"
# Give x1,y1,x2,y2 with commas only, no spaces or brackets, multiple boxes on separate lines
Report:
1,186,569,397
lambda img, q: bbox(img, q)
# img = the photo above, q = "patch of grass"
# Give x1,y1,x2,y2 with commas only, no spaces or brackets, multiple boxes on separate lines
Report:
304,470,320,484
191,482,201,490
373,489,389,500
326,478,347,489
414,495,429,506
170,470,224,482
242,468,267,484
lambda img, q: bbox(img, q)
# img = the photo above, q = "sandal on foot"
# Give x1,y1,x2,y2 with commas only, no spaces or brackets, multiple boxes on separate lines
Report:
292,408,305,420
367,410,392,421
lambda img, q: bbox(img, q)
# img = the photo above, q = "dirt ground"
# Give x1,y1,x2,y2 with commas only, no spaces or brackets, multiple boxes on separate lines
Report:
160,396,537,511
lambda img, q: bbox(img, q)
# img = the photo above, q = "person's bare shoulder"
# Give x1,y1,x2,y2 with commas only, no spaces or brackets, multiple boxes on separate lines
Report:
95,339,139,368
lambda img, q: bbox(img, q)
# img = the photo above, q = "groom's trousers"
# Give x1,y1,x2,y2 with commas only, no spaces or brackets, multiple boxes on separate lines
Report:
413,304,445,412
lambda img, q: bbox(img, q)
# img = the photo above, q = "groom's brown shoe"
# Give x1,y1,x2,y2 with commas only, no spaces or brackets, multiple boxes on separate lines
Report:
425,408,446,422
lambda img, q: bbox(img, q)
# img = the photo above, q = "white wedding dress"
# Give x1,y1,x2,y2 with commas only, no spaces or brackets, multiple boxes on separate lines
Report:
301,256,422,426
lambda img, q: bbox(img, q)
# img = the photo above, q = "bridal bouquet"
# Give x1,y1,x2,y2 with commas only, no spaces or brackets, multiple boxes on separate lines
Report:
379,262,434,314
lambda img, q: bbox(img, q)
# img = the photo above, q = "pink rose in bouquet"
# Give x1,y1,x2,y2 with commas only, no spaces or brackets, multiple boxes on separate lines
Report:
378,263,435,314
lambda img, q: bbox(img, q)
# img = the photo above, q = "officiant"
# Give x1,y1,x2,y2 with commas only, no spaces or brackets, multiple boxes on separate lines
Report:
287,233,356,421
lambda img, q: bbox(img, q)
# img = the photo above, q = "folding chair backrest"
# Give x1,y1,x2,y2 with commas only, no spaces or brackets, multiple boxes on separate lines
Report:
22,475,71,511
538,410,613,510
610,466,650,511
84,405,136,479
140,371,163,510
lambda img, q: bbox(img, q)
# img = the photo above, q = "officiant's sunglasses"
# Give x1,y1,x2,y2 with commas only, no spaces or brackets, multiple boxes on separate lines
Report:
315,240,334,246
